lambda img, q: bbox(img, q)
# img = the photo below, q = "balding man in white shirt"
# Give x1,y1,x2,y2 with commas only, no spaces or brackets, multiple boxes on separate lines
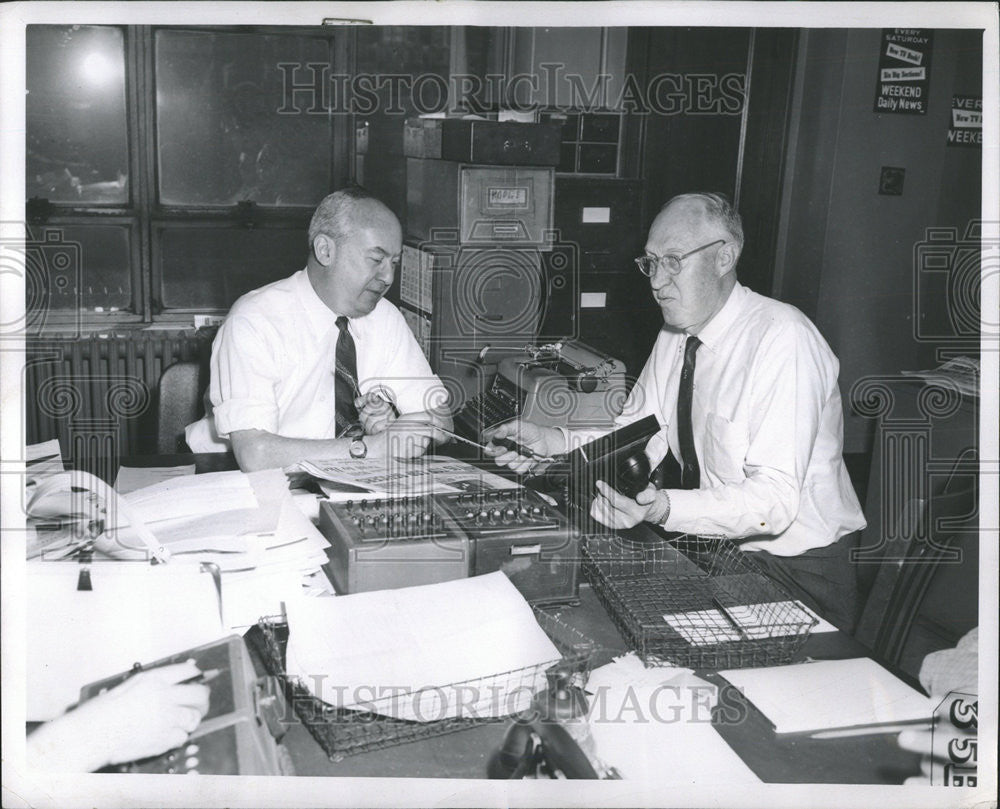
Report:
186,188,450,470
486,192,866,630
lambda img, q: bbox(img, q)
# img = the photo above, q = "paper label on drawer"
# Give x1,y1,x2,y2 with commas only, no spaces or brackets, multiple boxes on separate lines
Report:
582,207,611,224
580,292,607,308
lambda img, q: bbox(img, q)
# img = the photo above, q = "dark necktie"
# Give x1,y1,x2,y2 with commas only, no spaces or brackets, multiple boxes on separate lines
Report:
334,316,360,438
677,335,702,489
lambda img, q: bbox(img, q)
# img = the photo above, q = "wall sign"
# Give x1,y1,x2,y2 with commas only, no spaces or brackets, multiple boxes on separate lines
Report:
947,95,983,148
874,29,933,115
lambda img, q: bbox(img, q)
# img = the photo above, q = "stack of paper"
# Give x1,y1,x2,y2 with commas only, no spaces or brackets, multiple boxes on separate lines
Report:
585,653,762,784
102,469,327,568
114,463,196,494
104,468,331,630
718,657,935,737
26,439,65,482
284,571,560,721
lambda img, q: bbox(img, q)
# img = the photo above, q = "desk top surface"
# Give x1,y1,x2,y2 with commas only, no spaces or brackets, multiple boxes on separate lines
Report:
111,452,923,783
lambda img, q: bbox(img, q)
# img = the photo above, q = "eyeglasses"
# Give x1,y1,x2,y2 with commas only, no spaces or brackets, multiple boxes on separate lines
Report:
634,239,727,277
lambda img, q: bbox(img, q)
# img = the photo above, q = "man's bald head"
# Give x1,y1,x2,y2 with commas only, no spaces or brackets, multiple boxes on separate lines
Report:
657,192,744,254
308,187,398,249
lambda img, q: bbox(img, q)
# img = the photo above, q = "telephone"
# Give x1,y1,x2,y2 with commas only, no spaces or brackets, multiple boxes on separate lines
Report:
25,469,169,563
489,716,599,779
488,663,613,779
528,414,660,506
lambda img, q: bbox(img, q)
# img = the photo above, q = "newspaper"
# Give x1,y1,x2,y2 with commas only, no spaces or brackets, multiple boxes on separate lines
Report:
293,455,521,499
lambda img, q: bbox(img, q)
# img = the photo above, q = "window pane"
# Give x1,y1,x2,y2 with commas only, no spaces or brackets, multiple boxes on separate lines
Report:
157,226,306,309
27,224,132,312
155,30,332,207
26,26,129,204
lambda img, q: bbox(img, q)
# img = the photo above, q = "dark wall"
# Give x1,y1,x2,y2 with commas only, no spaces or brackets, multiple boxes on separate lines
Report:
776,29,983,452
353,26,452,232
630,28,751,219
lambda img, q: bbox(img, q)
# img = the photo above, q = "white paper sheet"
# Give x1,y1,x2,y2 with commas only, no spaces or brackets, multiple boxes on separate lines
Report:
114,464,195,495
718,657,935,735
662,600,817,645
25,439,65,483
120,469,258,525
221,569,303,631
586,653,762,784
101,470,289,562
26,562,227,721
285,572,559,721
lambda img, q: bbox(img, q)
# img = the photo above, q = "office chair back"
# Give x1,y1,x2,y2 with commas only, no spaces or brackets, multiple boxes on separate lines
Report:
156,361,206,453
854,472,978,679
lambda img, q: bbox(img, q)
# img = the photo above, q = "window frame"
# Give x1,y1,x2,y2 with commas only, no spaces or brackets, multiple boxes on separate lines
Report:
28,23,351,332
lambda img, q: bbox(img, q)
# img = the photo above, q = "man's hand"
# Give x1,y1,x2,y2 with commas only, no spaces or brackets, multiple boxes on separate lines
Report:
28,660,210,772
355,389,398,435
482,420,562,474
591,481,670,529
366,412,445,459
899,721,977,785
897,691,978,785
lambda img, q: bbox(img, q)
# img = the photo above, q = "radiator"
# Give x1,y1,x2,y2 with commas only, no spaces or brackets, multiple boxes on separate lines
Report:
26,331,215,468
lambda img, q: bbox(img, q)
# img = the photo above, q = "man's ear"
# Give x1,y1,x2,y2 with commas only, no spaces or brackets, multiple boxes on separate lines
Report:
312,233,336,267
715,241,738,276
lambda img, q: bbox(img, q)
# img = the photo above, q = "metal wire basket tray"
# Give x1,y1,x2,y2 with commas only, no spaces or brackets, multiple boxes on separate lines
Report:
245,607,595,760
582,532,817,669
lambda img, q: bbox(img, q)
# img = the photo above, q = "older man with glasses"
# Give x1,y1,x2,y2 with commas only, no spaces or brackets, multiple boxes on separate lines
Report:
487,192,866,631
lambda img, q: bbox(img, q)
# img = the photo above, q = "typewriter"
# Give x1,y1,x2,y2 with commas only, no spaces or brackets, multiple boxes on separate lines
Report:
454,340,625,440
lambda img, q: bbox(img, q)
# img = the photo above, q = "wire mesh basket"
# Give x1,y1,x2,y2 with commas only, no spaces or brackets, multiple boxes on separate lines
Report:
582,532,817,669
245,607,596,760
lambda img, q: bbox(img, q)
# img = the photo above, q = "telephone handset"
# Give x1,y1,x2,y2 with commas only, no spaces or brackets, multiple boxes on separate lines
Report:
25,470,170,562
488,716,599,779
488,664,603,780
528,414,660,504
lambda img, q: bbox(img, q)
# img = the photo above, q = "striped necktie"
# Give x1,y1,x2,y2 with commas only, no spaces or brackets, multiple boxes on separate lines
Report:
334,316,360,438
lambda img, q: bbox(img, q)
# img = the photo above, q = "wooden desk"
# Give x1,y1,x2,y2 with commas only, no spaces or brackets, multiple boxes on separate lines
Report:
113,452,923,783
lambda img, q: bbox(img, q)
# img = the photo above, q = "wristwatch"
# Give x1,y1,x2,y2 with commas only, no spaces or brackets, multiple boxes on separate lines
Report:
349,437,367,459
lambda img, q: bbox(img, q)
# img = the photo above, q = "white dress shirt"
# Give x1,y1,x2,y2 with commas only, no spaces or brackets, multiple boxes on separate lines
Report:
185,268,445,451
615,283,866,556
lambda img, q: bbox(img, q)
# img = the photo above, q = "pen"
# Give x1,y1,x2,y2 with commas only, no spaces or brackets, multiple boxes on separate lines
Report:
392,423,557,462
180,667,222,686
489,436,554,462
485,419,557,461
128,662,222,685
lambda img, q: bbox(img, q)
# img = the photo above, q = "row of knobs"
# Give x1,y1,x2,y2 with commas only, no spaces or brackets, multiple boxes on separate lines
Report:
350,510,438,532
341,493,547,532
345,498,433,512
456,500,544,525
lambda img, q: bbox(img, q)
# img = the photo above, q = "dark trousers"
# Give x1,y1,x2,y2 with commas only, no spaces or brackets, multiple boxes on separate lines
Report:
748,531,862,633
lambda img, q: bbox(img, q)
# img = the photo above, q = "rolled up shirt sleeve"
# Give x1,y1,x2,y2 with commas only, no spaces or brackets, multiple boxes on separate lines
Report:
210,313,281,438
918,627,978,697
663,320,829,538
